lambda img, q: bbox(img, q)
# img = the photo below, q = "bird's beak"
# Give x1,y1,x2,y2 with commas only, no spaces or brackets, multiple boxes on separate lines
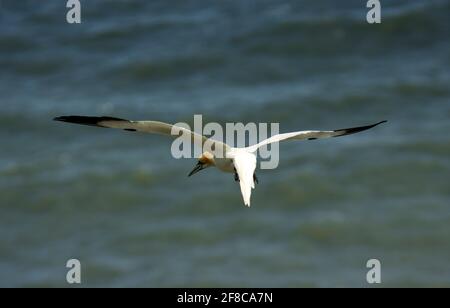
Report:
188,162,205,177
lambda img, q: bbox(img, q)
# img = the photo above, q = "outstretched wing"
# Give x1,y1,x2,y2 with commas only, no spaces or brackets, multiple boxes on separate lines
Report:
232,151,257,207
54,115,230,153
245,121,387,153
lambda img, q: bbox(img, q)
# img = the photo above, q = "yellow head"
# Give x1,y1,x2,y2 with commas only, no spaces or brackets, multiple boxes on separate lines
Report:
188,152,215,177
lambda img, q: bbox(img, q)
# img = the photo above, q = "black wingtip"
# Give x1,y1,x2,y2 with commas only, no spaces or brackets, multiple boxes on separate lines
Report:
53,115,128,127
334,120,387,137
368,120,388,128
53,116,66,122
54,116,82,123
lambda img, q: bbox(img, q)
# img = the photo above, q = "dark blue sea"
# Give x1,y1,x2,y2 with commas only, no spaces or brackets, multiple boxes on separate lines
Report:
0,0,449,287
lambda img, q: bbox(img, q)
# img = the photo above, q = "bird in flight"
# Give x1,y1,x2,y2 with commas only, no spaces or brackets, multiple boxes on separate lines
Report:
54,116,386,207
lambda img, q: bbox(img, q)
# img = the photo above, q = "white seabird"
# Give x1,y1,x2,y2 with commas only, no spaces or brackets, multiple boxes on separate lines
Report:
54,116,386,207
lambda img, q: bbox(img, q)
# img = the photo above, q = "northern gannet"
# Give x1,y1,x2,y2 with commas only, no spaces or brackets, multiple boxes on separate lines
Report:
54,116,386,207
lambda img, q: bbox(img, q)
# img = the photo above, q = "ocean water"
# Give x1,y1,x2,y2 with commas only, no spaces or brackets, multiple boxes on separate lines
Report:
0,0,449,287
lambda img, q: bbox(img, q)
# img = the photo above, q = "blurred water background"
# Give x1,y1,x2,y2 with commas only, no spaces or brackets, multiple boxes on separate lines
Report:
0,0,449,287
